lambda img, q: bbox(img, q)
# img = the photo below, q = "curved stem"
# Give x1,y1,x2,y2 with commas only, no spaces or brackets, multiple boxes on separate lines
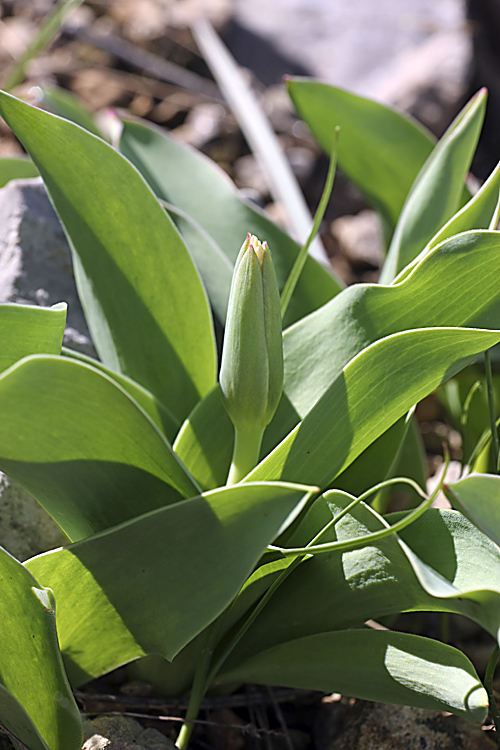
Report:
227,427,264,485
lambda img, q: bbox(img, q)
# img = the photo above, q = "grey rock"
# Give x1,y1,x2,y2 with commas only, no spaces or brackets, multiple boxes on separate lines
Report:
83,716,175,750
0,473,66,562
0,177,94,561
315,699,495,750
0,176,94,356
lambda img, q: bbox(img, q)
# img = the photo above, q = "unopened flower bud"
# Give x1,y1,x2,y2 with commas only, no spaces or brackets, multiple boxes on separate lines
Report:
220,234,283,433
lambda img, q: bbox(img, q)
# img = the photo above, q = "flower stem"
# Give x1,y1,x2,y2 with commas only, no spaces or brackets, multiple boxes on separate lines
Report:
227,427,264,485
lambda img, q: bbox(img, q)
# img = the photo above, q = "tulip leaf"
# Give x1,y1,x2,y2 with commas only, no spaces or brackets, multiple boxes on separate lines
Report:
284,231,500,418
215,629,487,722
222,497,500,684
25,481,314,685
396,159,500,284
176,231,500,491
0,90,216,425
0,302,66,374
286,78,435,236
118,118,343,325
393,508,500,639
0,156,38,186
444,473,500,547
380,90,487,282
0,548,81,750
62,346,179,441
249,327,500,487
0,355,199,541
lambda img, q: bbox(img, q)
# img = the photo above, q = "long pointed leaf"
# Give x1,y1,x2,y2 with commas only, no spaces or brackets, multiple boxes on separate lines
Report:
25,482,315,685
0,355,199,541
118,118,343,326
380,90,487,282
0,91,216,424
286,79,435,236
444,473,500,547
0,548,81,750
0,302,66,374
216,630,487,722
248,327,500,487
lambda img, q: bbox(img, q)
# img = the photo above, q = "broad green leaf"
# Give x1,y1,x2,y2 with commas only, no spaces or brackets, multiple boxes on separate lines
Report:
284,231,500,418
380,90,487,282
0,91,216,424
395,159,500,284
222,499,500,678
0,355,199,542
331,414,412,497
176,231,500,491
215,629,487,722
0,302,66,374
248,327,500,487
444,473,500,547
62,346,179,441
118,118,343,326
0,156,38,187
0,548,81,750
163,201,233,324
25,481,315,685
286,78,435,236
393,509,500,639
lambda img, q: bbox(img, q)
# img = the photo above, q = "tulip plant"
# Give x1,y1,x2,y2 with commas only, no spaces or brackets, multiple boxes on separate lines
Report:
2,78,500,750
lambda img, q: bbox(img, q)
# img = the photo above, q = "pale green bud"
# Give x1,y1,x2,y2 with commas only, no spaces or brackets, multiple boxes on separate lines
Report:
220,233,283,433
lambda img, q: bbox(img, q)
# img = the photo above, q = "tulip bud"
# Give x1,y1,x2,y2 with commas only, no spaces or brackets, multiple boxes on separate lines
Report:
220,234,283,433
220,235,283,484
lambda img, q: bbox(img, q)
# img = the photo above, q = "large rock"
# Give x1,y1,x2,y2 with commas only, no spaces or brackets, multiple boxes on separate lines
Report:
0,176,94,355
0,177,94,560
315,699,495,750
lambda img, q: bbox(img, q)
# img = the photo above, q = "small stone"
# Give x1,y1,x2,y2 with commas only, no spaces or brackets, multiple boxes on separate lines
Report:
83,716,175,750
315,700,496,750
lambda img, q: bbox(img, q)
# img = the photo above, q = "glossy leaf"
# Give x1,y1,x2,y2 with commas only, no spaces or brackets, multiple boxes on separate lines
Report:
62,346,179,441
0,355,199,541
0,156,38,187
284,231,500,418
0,548,81,750
248,327,500,487
118,118,343,325
0,302,66,374
164,201,233,324
0,91,216,424
216,629,487,722
444,473,500,547
286,78,435,235
395,508,500,639
380,90,487,282
25,482,315,685
395,158,500,284
222,497,500,678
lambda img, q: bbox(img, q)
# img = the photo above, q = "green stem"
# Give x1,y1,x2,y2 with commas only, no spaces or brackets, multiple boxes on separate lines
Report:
227,427,264,485
175,623,220,750
485,643,500,744
485,349,500,473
